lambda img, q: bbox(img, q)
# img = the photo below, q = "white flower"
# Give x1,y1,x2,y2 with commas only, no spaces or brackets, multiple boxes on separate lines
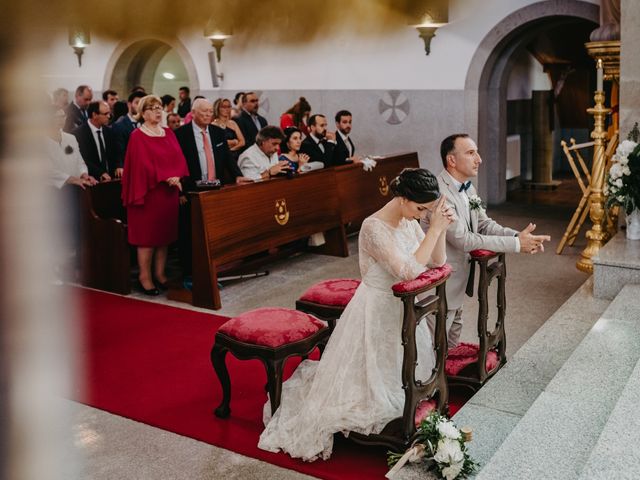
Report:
618,195,625,202
615,178,624,188
437,420,461,440
441,461,464,480
468,194,484,212
434,438,464,465
609,163,622,179
623,166,631,176
618,140,638,158
619,155,629,166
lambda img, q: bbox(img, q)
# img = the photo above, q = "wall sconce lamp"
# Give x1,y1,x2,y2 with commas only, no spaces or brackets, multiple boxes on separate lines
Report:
206,33,231,62
68,27,90,67
414,9,448,56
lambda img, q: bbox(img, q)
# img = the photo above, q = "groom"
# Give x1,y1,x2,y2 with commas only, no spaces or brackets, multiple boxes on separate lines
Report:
423,133,550,348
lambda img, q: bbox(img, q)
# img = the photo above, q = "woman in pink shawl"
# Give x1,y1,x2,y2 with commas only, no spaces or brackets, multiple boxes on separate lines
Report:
121,95,189,295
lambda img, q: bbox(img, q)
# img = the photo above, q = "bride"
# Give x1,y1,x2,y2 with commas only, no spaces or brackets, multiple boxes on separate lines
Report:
258,168,456,461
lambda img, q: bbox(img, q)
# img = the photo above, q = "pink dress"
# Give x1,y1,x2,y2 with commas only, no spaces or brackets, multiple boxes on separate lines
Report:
121,128,189,247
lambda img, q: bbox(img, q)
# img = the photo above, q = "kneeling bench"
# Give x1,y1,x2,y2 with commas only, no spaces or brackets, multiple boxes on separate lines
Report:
295,278,361,332
445,249,507,391
211,307,330,418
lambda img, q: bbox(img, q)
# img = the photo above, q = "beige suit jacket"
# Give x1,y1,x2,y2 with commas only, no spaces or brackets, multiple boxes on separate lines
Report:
421,170,519,310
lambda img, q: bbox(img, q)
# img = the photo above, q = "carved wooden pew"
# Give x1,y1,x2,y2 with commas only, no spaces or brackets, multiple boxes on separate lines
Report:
79,180,131,295
190,168,348,310
334,152,420,225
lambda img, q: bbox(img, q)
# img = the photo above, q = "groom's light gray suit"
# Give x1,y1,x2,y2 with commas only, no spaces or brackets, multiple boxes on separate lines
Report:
422,170,519,348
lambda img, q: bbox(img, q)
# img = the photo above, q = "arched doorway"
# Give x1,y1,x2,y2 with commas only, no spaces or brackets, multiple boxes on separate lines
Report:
104,37,199,99
464,1,599,204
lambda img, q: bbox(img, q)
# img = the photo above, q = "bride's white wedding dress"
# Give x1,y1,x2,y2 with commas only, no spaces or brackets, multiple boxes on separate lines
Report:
258,216,437,461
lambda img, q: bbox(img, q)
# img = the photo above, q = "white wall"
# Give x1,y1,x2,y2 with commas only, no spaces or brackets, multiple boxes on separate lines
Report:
41,0,599,94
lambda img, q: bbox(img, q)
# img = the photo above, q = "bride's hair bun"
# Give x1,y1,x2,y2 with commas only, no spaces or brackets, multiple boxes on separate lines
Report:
389,168,440,203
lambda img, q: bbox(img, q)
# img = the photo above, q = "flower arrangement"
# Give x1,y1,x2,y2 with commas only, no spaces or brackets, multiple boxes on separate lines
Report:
468,194,485,212
605,123,640,215
386,411,477,480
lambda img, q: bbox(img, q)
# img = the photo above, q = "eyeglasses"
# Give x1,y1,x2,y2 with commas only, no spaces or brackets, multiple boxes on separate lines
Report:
146,105,163,112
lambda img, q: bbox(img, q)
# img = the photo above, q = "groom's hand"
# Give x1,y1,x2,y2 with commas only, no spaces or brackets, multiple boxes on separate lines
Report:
518,223,551,254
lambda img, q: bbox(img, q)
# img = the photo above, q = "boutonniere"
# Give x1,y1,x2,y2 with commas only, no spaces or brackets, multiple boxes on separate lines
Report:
468,194,485,212
64,145,74,155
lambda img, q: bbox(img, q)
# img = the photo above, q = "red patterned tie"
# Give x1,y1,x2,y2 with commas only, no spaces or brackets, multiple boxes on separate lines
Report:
201,130,216,181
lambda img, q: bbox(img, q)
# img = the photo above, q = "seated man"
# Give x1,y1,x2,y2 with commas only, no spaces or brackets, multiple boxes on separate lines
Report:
332,109,363,166
300,114,335,167
237,126,291,181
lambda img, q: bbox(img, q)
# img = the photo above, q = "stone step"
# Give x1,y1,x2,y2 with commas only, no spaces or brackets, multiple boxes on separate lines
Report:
475,284,640,480
593,233,640,300
577,285,640,480
393,277,609,480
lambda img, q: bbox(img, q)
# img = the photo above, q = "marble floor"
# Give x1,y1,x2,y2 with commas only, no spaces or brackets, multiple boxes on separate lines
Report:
68,194,592,480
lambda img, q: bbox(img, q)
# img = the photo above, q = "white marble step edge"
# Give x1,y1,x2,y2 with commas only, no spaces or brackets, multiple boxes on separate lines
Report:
577,285,640,480
475,284,640,480
393,278,609,480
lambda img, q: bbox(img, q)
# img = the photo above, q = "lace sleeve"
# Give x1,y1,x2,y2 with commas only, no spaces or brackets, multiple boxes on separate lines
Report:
359,218,426,281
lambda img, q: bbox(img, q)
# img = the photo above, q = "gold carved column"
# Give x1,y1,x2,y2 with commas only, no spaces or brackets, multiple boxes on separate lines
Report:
576,86,611,273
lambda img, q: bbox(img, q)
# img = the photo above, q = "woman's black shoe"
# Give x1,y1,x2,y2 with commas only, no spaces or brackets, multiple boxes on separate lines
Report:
153,278,169,290
138,282,160,296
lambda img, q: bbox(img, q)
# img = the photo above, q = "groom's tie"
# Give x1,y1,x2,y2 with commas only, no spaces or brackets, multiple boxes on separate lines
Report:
459,181,472,192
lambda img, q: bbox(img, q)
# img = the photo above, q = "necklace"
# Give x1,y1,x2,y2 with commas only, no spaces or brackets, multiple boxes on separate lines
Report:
141,123,165,137
213,118,227,129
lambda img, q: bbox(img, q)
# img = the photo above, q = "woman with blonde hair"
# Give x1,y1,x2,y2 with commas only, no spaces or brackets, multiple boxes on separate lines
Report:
212,98,245,159
121,95,189,295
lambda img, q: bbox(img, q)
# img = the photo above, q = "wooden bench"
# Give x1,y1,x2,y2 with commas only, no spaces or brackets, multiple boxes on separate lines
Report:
79,180,131,295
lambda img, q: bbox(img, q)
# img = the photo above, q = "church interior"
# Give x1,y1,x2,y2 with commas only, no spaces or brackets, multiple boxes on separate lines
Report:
1,0,639,479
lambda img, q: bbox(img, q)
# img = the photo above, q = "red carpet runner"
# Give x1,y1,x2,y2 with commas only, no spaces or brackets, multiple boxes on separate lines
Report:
74,287,469,479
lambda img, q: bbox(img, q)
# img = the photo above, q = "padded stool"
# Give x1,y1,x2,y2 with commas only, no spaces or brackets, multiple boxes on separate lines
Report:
296,278,361,332
211,307,330,418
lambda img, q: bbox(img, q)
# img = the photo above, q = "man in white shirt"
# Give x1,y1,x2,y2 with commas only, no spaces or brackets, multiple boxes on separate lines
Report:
423,133,550,348
47,108,97,189
238,126,290,181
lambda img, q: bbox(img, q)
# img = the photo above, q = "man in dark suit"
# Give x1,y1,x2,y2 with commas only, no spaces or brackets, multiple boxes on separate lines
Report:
72,101,119,181
174,98,249,277
233,91,267,152
111,90,146,176
300,114,336,167
332,109,363,166
175,98,246,190
177,86,192,118
63,85,93,133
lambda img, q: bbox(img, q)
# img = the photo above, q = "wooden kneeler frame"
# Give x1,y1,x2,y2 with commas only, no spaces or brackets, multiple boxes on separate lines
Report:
447,251,507,392
348,269,451,452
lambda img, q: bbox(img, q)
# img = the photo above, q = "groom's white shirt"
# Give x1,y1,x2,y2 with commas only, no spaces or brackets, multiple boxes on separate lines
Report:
422,169,519,311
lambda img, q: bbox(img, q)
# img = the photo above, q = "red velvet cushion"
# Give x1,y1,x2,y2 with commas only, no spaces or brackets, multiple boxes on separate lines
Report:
218,307,326,348
298,278,361,307
391,264,452,294
414,399,437,427
445,342,499,376
470,249,497,259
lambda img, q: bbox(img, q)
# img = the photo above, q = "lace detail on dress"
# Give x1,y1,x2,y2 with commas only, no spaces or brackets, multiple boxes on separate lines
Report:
258,214,436,461
359,217,426,281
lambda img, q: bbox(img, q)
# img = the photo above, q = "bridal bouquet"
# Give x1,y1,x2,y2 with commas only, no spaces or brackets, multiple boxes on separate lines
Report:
605,123,640,215
386,411,477,480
